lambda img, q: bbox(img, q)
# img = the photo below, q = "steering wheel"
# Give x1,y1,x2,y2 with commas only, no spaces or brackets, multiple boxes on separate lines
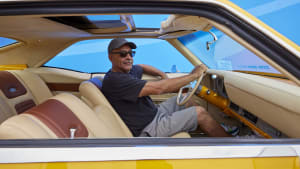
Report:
176,72,205,106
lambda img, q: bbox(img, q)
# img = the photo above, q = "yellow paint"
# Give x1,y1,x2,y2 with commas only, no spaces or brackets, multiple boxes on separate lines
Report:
224,108,272,138
198,85,229,109
197,85,271,138
234,70,286,78
234,71,298,86
0,64,27,70
217,0,300,53
0,157,299,169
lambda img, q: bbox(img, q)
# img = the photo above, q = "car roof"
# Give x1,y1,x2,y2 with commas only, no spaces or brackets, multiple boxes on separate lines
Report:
0,0,299,84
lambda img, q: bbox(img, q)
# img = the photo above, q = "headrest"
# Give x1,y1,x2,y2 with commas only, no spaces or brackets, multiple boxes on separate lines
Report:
0,71,27,99
88,76,103,90
0,71,36,114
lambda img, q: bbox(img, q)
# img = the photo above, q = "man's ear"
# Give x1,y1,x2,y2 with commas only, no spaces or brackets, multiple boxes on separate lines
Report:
108,54,112,61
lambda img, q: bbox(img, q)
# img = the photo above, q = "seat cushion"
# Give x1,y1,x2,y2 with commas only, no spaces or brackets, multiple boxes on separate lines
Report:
25,99,89,138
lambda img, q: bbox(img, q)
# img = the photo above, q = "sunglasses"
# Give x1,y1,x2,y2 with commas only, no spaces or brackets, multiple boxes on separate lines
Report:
111,51,136,58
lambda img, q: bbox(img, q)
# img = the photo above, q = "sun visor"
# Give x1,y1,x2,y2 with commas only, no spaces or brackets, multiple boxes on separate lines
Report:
159,15,212,34
47,15,136,34
88,15,135,34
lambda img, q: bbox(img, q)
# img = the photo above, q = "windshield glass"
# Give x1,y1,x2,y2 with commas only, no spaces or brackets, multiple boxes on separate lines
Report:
178,28,281,74
230,0,300,46
44,38,192,73
0,37,18,48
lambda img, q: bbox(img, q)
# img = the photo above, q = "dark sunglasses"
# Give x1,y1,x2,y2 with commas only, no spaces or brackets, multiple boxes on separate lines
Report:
111,51,136,58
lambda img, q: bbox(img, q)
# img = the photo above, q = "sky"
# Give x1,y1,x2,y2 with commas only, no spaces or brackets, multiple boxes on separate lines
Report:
230,0,300,45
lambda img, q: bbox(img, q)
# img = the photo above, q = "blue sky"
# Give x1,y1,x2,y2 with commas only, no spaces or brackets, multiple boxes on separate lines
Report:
230,0,300,45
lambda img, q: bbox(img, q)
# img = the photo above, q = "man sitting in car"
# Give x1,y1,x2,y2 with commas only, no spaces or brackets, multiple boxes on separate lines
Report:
102,38,229,137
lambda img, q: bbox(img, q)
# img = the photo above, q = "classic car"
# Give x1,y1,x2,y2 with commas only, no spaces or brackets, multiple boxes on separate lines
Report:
0,0,299,168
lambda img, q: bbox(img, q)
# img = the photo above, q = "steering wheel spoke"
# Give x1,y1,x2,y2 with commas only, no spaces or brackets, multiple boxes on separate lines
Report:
176,72,205,106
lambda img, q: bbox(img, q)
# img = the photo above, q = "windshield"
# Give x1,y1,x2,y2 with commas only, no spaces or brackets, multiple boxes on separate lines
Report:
230,0,300,46
178,28,281,74
0,37,18,48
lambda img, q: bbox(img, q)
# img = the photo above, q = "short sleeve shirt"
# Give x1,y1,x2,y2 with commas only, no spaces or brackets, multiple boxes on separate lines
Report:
102,65,157,136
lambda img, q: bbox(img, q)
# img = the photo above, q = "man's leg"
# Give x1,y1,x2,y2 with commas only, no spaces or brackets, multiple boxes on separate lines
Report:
183,96,230,137
156,96,184,115
144,96,229,137
184,96,200,108
140,106,199,137
195,106,229,137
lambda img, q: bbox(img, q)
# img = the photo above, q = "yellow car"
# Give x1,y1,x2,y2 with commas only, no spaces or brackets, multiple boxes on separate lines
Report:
0,0,299,169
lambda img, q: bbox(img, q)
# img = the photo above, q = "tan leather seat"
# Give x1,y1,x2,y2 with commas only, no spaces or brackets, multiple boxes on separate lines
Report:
79,77,133,137
79,77,190,138
0,93,131,139
0,70,53,123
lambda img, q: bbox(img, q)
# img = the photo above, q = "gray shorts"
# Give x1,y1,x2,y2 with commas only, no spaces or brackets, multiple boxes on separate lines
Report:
140,96,198,137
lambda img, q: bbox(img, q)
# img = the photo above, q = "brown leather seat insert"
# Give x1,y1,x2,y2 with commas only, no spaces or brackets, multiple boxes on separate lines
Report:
0,71,27,99
25,99,88,138
0,71,36,114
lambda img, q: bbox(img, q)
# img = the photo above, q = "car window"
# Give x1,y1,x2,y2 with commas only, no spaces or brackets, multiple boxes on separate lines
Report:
44,38,193,73
0,37,18,48
230,0,300,46
132,14,170,28
178,28,281,74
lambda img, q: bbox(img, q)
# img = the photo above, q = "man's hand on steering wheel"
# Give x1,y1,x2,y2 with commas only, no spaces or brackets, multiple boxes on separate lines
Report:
190,64,207,79
177,64,207,106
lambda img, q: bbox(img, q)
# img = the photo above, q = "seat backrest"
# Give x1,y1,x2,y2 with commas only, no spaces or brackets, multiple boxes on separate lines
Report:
0,93,132,139
0,70,53,123
79,77,191,138
79,77,133,137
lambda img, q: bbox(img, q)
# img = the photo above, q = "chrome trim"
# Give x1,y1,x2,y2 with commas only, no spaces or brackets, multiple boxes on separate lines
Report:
0,145,299,163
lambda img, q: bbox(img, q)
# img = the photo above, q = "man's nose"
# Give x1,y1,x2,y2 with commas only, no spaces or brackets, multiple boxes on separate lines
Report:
125,53,133,58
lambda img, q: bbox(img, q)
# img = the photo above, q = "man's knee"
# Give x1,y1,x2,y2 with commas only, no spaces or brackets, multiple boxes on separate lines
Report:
195,106,208,123
195,106,207,114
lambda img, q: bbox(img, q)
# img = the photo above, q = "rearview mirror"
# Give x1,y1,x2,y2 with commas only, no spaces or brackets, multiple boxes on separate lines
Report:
206,30,218,50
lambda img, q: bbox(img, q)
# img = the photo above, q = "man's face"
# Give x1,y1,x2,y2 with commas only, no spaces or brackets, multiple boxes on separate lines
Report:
109,45,134,73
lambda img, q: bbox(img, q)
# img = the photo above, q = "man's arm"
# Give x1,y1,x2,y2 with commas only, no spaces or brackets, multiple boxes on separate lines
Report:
138,65,207,97
138,64,168,79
